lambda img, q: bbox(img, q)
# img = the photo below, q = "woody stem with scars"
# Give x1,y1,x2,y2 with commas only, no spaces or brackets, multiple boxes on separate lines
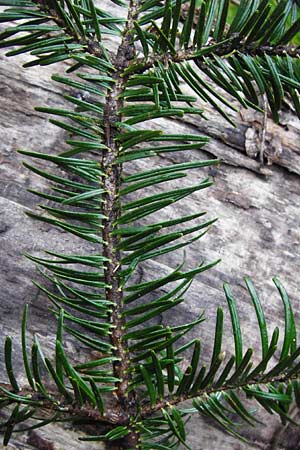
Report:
101,0,142,447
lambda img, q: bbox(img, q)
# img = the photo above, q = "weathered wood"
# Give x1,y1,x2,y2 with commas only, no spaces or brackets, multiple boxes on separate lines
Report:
1,4,300,449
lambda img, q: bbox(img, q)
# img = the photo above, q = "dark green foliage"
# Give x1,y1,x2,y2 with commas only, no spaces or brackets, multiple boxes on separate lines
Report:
1,0,300,448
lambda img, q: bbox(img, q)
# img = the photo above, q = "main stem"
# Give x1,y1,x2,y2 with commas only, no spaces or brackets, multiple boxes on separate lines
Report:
102,87,128,402
37,0,142,445
101,1,141,448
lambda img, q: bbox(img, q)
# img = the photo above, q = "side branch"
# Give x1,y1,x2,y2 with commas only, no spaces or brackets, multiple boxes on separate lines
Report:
32,0,108,59
140,371,300,418
0,383,118,425
135,43,300,73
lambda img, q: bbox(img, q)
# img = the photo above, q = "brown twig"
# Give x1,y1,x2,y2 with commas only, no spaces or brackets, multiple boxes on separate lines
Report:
100,1,142,448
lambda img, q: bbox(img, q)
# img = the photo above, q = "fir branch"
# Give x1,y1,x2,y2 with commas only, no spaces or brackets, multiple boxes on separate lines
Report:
2,1,300,448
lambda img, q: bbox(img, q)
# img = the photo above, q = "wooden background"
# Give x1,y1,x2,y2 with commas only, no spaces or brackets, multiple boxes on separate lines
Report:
1,3,300,448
